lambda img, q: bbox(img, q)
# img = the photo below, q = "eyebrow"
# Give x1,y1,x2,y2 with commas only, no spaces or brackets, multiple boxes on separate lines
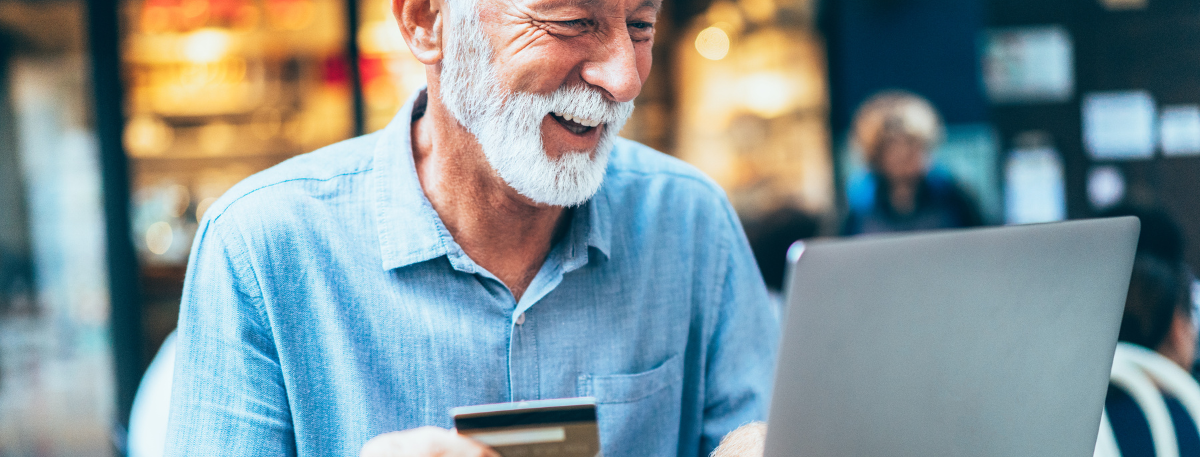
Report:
555,0,660,9
534,0,660,13
553,0,598,7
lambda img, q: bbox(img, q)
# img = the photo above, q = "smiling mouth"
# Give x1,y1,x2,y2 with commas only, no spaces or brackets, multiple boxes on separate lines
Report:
551,111,600,135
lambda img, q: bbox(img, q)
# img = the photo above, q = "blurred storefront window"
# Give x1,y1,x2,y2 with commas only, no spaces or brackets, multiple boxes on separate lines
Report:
675,0,834,219
119,0,354,361
0,2,115,454
356,0,425,132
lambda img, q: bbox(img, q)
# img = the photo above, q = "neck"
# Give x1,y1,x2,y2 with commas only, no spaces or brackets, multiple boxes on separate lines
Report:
888,180,918,215
412,91,567,301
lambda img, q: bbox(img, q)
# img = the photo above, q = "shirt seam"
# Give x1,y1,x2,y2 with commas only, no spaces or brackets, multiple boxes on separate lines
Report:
212,219,271,330
701,204,736,415
207,168,373,226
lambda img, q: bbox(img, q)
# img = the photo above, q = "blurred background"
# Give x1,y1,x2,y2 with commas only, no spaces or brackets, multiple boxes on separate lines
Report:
2,0,1200,455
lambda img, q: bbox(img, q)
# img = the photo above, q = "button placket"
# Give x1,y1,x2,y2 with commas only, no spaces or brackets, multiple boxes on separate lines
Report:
509,309,539,401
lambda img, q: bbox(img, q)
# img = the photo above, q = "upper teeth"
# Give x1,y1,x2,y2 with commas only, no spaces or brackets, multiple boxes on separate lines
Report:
554,112,600,128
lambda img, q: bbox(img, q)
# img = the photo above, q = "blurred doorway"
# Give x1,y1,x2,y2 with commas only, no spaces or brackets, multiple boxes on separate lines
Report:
0,1,116,455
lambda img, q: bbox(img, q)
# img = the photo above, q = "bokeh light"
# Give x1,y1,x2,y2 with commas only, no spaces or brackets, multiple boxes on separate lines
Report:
696,26,732,61
741,72,794,118
181,28,230,63
146,222,174,256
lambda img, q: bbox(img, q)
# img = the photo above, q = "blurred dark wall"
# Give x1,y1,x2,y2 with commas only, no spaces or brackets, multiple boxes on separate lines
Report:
820,0,989,135
744,208,821,292
0,35,34,314
991,0,1200,271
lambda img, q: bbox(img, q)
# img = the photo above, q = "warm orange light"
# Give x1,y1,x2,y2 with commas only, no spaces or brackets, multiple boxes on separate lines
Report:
267,0,316,31
359,21,407,55
695,27,731,61
182,28,231,63
141,6,173,33
124,114,174,157
196,197,218,221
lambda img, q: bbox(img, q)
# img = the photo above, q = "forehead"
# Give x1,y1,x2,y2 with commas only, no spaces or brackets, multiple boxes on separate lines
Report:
493,0,662,13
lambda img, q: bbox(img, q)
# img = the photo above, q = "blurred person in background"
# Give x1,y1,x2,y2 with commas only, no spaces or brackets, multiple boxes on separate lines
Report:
1117,256,1196,371
1097,206,1200,457
841,91,983,236
1099,205,1199,372
1100,206,1189,269
1104,255,1200,457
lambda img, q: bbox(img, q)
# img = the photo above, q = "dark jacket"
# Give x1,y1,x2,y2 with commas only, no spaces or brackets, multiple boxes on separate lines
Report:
841,169,983,236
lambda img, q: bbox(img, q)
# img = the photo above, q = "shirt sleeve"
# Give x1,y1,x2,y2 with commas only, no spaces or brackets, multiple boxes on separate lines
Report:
699,206,782,456
165,218,297,456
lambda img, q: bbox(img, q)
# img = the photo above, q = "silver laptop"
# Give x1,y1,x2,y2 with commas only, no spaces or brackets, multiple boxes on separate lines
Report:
765,217,1140,457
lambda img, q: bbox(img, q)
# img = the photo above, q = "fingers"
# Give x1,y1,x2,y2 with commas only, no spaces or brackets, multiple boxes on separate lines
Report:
360,426,501,457
710,422,767,457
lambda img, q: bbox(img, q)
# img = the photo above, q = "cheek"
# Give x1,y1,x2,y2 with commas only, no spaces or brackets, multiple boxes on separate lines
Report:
636,45,653,85
505,54,577,94
882,150,903,170
905,150,927,170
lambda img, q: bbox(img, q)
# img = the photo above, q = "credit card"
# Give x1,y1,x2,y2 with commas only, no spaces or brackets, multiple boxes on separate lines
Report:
451,397,601,457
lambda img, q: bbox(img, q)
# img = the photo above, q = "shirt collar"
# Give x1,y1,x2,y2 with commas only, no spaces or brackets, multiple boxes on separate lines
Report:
373,88,611,271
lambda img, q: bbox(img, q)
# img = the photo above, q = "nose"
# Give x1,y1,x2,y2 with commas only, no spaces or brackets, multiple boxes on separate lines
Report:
580,31,642,103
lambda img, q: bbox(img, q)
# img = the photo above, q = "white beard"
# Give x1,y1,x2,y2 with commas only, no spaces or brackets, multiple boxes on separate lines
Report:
438,5,635,207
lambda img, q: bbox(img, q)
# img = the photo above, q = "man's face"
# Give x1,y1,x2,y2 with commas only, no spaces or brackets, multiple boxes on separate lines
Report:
437,0,656,207
480,0,658,156
1180,307,1197,369
877,134,929,186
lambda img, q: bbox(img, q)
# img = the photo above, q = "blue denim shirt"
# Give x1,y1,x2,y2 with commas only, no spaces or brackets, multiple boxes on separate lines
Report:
166,89,779,457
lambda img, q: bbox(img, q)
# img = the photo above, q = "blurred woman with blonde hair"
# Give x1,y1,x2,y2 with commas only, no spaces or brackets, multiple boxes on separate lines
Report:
841,90,983,235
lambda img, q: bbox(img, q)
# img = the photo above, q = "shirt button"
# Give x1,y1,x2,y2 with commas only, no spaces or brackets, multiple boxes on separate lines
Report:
515,313,526,325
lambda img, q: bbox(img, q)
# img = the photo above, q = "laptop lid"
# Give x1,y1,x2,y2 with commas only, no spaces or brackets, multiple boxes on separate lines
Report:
765,217,1140,457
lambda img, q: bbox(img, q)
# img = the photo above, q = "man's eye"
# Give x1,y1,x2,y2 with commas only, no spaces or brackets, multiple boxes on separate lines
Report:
628,21,655,41
545,19,595,37
559,19,593,30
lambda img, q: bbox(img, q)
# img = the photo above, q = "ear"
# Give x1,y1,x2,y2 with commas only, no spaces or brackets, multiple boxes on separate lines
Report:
393,0,444,64
1159,309,1197,368
1168,310,1193,350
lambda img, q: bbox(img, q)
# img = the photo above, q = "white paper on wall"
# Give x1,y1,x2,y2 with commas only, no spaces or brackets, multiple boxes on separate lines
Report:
983,26,1074,104
1160,105,1200,156
1005,147,1066,225
1083,91,1157,160
1087,166,1126,210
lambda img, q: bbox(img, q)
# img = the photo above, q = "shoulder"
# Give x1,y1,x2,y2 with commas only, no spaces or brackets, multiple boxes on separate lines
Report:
202,132,380,227
923,169,983,226
846,172,878,211
601,138,743,249
924,169,978,205
605,137,730,206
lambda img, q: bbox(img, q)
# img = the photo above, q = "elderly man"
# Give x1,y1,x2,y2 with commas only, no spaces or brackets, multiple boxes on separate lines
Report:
165,0,777,455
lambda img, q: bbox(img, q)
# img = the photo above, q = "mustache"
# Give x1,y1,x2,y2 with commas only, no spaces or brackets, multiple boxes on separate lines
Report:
507,85,635,126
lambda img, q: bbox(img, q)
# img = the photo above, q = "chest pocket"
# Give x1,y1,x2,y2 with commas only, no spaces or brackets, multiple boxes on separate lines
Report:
578,354,684,457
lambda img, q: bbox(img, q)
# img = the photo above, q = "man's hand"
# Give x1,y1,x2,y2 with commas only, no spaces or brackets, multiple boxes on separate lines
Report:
360,426,500,457
711,422,767,457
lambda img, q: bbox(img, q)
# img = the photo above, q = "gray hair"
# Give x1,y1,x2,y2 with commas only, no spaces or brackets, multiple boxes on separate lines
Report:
439,0,492,130
851,90,943,165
